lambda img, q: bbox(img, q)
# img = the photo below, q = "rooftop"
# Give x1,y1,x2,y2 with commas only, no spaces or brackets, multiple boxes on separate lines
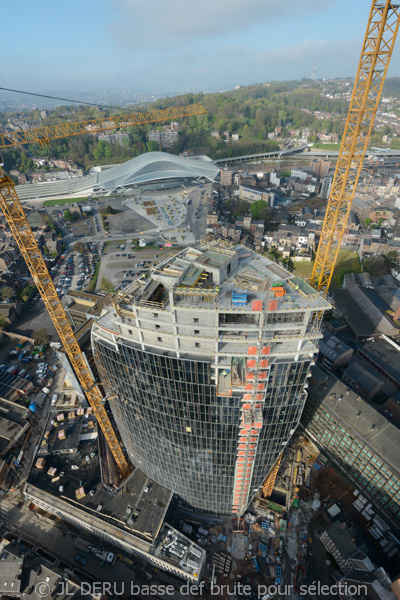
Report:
319,332,352,361
343,362,382,390
358,338,400,385
0,545,23,597
333,288,380,338
112,241,331,314
309,366,400,476
95,151,219,192
27,410,172,545
322,521,359,559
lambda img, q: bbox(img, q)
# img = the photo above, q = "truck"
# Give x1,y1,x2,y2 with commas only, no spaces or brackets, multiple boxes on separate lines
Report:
42,387,50,396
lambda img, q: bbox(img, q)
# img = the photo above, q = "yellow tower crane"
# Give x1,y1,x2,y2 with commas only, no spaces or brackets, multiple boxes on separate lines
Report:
0,102,206,482
263,0,400,501
0,103,206,148
311,0,400,292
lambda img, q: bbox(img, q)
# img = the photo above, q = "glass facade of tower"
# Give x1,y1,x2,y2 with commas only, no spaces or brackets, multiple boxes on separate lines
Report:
252,360,311,489
93,339,240,514
93,336,311,515
91,242,330,516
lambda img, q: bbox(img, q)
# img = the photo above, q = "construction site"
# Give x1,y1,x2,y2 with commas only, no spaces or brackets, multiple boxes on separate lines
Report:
0,0,399,593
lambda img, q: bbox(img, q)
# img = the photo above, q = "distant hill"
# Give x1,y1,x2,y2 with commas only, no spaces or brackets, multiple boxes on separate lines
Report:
1,80,348,172
383,77,400,98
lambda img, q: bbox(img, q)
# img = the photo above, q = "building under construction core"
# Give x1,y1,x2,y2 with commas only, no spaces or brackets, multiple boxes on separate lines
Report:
91,241,331,516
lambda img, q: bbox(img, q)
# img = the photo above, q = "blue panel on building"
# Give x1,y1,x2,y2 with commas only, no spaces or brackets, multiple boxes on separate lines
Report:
232,290,248,306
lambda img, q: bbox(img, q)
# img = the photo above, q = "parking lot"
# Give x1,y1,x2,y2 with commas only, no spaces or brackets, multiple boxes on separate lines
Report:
0,339,63,411
50,243,99,297
97,245,174,290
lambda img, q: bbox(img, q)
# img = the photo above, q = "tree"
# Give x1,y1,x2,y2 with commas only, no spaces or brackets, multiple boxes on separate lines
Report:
385,250,399,271
32,328,49,345
21,285,35,301
74,242,86,254
63,209,74,222
364,217,371,228
250,200,269,221
0,315,9,331
1,286,14,300
363,256,387,276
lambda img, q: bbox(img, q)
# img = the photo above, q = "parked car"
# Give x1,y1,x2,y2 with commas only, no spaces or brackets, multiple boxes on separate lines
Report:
75,555,87,565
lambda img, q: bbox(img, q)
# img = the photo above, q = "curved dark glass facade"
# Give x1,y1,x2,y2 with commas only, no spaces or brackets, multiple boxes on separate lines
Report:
93,339,241,514
93,337,311,515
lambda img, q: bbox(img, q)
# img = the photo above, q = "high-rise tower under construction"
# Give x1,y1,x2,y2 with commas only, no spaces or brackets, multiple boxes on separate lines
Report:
92,242,330,515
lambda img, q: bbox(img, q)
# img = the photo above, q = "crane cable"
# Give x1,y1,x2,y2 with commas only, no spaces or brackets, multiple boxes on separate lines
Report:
0,86,148,112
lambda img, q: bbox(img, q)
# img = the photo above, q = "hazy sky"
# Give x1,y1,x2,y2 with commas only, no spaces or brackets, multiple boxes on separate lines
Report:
3,0,400,94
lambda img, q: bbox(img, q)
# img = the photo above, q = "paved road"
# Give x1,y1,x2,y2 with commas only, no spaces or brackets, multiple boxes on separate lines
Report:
0,497,193,600
11,296,58,342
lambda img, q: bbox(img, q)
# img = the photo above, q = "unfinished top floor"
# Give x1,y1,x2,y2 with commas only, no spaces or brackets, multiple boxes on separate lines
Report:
113,241,331,315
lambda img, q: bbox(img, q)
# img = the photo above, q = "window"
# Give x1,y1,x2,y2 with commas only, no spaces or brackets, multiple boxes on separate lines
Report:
194,318,199,323
194,330,200,335
195,342,200,348
155,324,160,329
153,313,159,318
128,329,132,334
157,337,162,342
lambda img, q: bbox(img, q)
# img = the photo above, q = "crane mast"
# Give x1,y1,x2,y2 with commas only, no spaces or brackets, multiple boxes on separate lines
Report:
0,160,131,479
0,101,208,480
0,103,206,148
311,0,400,292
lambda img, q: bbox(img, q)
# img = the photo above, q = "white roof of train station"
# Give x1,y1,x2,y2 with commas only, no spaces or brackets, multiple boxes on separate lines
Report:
14,152,219,200
94,152,219,192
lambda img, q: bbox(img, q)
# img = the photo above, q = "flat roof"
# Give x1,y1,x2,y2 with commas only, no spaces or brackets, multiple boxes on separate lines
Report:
308,366,400,476
333,288,378,337
27,410,172,545
358,338,400,385
113,241,330,314
0,416,22,441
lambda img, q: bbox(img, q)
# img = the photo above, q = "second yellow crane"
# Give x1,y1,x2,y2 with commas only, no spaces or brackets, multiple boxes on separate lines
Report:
311,0,400,292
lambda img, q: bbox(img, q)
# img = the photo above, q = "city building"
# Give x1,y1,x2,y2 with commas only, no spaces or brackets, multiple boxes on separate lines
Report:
357,338,400,392
0,243,19,271
320,175,333,199
317,332,353,371
24,410,205,582
342,362,383,401
270,171,282,187
220,168,233,186
91,241,330,516
290,168,310,181
301,366,400,533
319,521,373,576
0,539,99,600
98,132,130,146
148,129,179,148
309,158,331,179
239,185,270,203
